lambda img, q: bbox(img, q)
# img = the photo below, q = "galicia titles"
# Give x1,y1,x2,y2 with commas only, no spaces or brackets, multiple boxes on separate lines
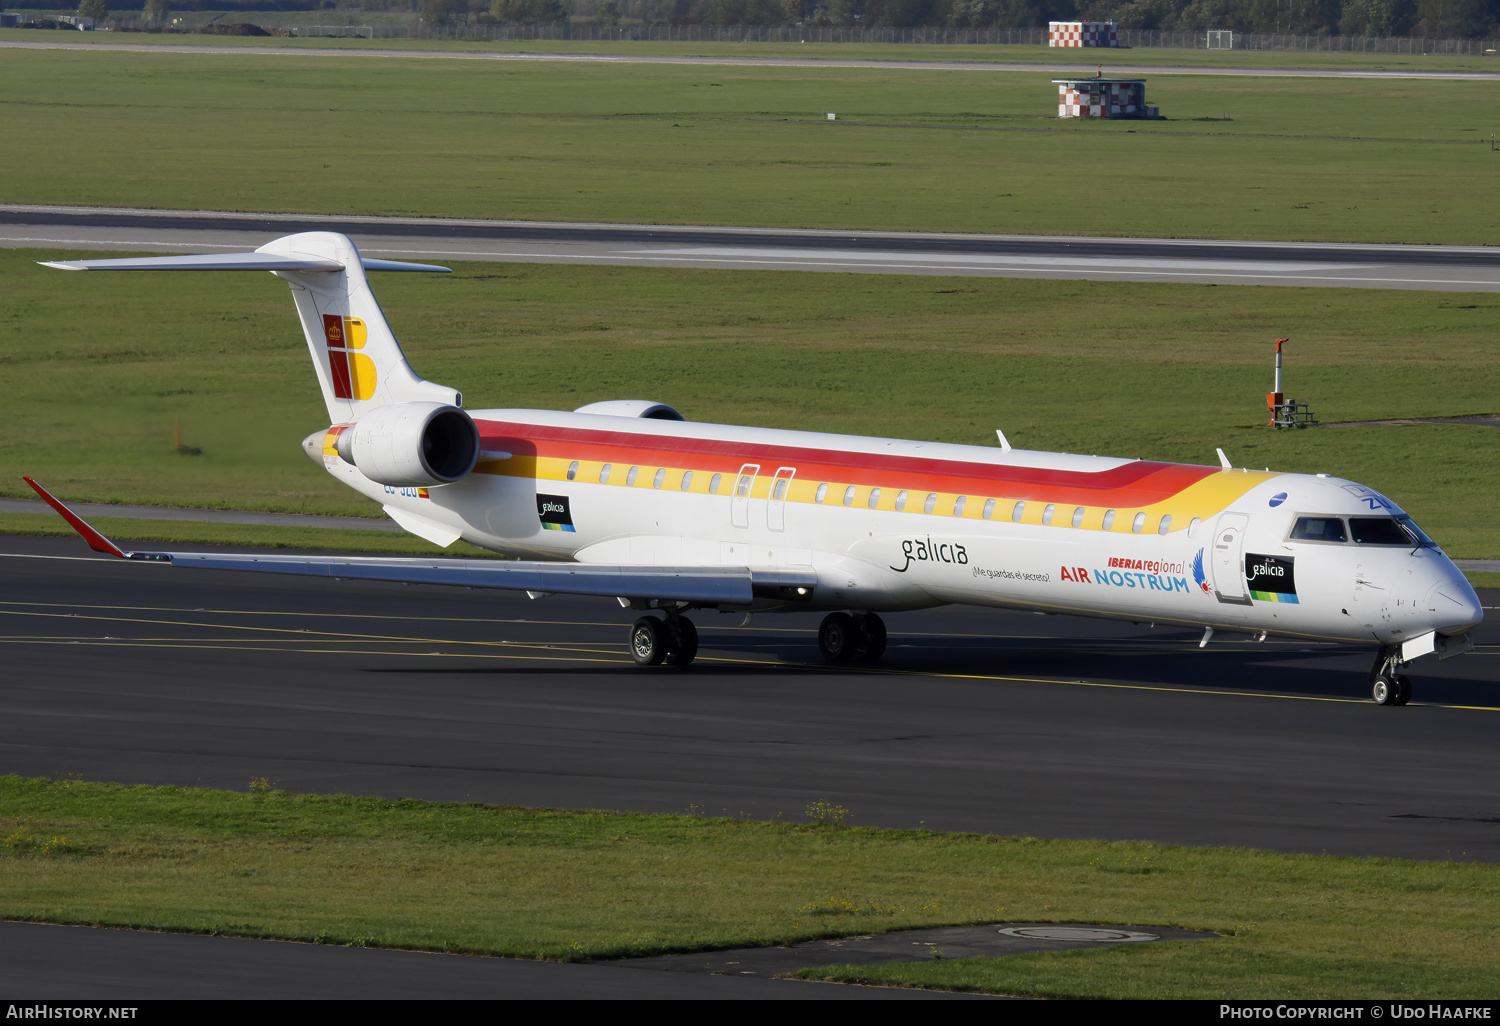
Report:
891,537,968,573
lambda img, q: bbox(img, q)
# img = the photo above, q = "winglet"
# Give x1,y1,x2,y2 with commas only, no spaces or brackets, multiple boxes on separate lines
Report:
22,477,142,560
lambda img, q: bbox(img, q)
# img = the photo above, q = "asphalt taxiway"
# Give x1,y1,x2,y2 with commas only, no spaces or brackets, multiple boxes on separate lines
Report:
8,39,1500,81
2,534,1494,861
7,205,1500,291
1,534,1494,996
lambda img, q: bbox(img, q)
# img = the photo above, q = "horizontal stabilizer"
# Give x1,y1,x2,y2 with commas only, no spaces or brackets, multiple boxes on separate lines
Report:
38,253,451,273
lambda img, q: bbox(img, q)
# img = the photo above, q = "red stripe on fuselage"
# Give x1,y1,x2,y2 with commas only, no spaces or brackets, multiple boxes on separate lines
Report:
472,419,1218,508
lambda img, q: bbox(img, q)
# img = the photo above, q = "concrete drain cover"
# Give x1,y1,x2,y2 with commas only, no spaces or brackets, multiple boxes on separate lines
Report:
999,926,1157,943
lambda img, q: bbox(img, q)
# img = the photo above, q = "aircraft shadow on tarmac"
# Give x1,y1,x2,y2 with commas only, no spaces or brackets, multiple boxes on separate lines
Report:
359,624,1492,707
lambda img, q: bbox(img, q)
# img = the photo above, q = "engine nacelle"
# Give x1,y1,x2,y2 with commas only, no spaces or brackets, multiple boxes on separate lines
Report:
573,399,685,421
334,402,479,487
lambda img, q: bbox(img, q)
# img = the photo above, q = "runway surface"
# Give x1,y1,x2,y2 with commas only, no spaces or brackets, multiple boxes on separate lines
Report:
3,534,1495,862
8,39,1500,81
7,205,1500,291
2,533,1494,997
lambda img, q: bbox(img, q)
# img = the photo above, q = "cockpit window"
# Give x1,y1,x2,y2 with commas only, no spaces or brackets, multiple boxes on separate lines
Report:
1397,516,1437,547
1290,516,1347,543
1349,516,1417,546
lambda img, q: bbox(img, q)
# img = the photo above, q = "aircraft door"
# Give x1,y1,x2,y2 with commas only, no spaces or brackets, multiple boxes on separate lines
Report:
767,467,795,532
1211,513,1252,605
731,463,759,529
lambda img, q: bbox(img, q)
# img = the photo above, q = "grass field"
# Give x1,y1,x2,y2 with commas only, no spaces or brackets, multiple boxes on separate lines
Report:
3,775,1497,999
4,249,1496,553
4,45,1500,242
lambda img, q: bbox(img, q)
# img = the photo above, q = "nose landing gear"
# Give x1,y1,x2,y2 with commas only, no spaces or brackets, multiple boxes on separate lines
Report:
1369,646,1412,706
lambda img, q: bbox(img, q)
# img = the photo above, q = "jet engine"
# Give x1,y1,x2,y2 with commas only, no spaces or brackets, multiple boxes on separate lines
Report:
333,402,480,487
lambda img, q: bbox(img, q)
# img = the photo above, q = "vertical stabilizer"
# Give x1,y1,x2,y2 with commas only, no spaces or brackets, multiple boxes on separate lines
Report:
257,233,460,423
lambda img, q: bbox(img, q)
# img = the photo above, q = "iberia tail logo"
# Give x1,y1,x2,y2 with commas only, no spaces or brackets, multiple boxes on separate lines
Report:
322,314,376,401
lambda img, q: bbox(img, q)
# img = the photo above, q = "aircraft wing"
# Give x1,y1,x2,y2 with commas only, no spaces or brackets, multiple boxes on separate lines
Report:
22,479,815,606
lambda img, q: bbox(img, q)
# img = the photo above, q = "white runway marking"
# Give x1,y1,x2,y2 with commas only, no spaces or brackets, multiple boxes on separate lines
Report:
7,40,1500,81
642,246,1364,272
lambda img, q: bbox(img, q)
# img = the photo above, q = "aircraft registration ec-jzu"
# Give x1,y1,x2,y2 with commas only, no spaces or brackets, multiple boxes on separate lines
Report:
28,232,1483,705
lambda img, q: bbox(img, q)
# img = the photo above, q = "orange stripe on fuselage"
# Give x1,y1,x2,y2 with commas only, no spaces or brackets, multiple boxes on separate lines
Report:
471,419,1220,509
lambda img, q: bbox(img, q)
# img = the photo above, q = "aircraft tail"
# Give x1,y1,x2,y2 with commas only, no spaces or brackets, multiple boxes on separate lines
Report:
42,232,459,423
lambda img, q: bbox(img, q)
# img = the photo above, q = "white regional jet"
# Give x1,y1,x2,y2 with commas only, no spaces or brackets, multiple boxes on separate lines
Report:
29,232,1482,705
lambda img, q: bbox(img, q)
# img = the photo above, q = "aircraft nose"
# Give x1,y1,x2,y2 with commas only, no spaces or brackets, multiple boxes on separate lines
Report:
1425,575,1483,636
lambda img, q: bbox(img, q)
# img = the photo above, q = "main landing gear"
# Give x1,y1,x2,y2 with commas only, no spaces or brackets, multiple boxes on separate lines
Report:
630,612,699,667
628,610,889,668
818,612,887,664
1369,645,1412,706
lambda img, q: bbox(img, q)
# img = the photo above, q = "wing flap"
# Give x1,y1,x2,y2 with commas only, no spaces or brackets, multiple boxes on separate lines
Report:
164,552,759,605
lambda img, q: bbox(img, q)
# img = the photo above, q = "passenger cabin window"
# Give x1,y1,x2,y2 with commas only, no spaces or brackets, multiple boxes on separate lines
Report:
1131,512,1146,534
736,473,752,497
709,473,721,494
983,498,995,520
1290,516,1347,543
627,466,639,487
815,482,828,503
1350,517,1416,546
895,490,908,512
868,488,881,509
1158,514,1172,536
773,478,788,500
1072,506,1085,528
1011,501,1025,523
566,460,578,481
681,471,693,491
953,496,966,516
924,493,937,514
653,468,665,488
1042,503,1055,526
843,485,856,506
1188,516,1201,538
599,464,612,484
1102,510,1116,530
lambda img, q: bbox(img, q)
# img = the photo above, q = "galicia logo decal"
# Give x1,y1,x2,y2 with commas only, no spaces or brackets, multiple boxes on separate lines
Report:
891,537,967,573
1191,548,1211,593
1268,492,1287,507
1245,553,1298,603
536,494,576,532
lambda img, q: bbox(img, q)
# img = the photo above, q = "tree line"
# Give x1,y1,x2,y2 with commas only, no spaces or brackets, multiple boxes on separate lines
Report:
53,0,1500,39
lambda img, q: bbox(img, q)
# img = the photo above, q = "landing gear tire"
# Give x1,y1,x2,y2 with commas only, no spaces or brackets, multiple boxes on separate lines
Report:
664,616,699,667
1368,646,1413,706
630,616,667,666
819,612,856,663
820,612,886,664
1372,674,1401,706
853,613,887,661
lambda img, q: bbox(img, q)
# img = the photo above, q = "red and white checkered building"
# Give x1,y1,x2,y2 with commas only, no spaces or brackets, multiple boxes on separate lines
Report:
1053,79,1152,119
1048,21,1118,47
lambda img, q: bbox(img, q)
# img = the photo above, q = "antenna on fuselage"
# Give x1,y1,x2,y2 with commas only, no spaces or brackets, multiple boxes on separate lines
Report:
1216,447,1232,470
996,429,1012,453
